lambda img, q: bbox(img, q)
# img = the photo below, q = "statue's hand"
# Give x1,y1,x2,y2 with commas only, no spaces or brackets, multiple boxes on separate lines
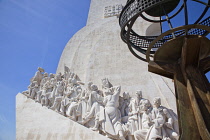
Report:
128,112,133,116
165,122,172,129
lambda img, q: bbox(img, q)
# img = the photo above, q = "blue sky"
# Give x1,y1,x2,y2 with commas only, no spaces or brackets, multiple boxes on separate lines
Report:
0,0,90,139
0,0,209,140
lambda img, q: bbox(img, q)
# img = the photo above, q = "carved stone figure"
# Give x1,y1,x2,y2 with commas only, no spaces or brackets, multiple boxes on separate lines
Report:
64,65,71,80
76,82,93,123
22,67,179,140
65,79,83,121
27,81,36,98
101,78,113,89
55,72,63,82
134,99,152,140
100,86,125,140
134,91,145,130
120,92,130,118
60,87,74,116
146,97,179,140
50,81,65,112
135,91,144,111
83,84,103,129
40,81,53,107
126,94,139,140
35,76,54,104
84,82,93,113
29,81,39,99
40,72,49,89
31,67,44,86
68,78,82,98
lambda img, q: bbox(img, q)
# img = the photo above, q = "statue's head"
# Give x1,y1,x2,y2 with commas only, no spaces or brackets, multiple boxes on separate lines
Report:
101,78,113,88
136,90,142,98
68,78,72,83
91,84,98,91
38,67,44,72
153,97,161,108
70,72,75,78
71,78,77,85
43,72,48,77
49,73,54,78
141,99,151,111
123,92,130,99
33,81,38,87
87,82,93,90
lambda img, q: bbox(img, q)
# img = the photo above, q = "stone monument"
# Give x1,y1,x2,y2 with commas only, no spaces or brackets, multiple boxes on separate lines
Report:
57,0,176,111
16,0,179,140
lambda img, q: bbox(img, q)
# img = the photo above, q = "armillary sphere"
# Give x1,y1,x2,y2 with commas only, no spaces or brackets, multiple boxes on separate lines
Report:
119,0,210,139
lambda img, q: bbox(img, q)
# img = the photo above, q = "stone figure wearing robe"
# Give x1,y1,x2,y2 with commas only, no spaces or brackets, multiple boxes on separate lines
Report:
26,81,36,97
40,81,52,106
126,96,139,139
60,87,74,116
50,81,65,112
65,79,83,121
49,75,56,92
101,78,113,89
83,84,103,130
29,81,39,99
146,97,179,140
31,67,44,86
68,78,82,98
99,86,125,140
36,75,56,105
135,90,146,130
134,99,152,140
63,65,71,81
55,72,63,82
120,92,130,120
35,81,49,103
40,72,49,90
83,81,93,113
76,82,93,123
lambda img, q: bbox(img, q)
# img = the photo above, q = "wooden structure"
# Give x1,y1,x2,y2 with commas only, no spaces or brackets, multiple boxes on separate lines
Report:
119,0,210,139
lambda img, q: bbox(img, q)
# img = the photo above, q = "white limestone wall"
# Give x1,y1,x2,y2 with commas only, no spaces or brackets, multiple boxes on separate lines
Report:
56,0,177,112
16,93,110,140
86,0,127,25
56,18,176,112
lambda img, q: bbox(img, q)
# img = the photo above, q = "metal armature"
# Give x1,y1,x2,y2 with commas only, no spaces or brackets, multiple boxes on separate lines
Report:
119,0,210,61
119,0,210,139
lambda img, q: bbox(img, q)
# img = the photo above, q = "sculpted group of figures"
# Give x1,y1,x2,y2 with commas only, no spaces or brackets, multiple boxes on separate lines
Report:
22,67,179,140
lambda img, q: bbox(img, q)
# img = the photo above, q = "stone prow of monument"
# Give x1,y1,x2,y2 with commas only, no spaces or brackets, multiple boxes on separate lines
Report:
16,93,110,140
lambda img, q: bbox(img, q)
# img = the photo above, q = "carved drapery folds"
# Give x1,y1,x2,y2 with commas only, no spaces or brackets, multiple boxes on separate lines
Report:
22,67,179,140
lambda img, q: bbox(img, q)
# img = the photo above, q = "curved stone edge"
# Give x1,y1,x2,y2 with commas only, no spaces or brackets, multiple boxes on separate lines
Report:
16,93,110,140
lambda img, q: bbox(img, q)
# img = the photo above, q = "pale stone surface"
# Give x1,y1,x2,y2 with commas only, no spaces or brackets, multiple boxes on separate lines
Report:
86,0,127,25
17,0,179,139
18,68,179,140
134,97,179,140
16,93,110,140
56,17,176,112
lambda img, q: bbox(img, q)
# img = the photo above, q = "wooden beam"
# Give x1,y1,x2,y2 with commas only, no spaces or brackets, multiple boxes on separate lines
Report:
148,61,174,79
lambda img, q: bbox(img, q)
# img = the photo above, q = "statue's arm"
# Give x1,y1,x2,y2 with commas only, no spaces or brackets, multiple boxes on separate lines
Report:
113,86,121,96
163,108,173,128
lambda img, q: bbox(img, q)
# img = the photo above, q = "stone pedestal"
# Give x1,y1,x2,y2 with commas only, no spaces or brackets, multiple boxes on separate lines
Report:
16,93,110,140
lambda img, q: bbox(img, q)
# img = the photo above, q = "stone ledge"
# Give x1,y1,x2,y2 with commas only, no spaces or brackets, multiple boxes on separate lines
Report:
16,93,110,140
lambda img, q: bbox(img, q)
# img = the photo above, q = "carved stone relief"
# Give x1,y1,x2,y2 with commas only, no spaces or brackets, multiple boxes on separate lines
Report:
22,66,179,140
